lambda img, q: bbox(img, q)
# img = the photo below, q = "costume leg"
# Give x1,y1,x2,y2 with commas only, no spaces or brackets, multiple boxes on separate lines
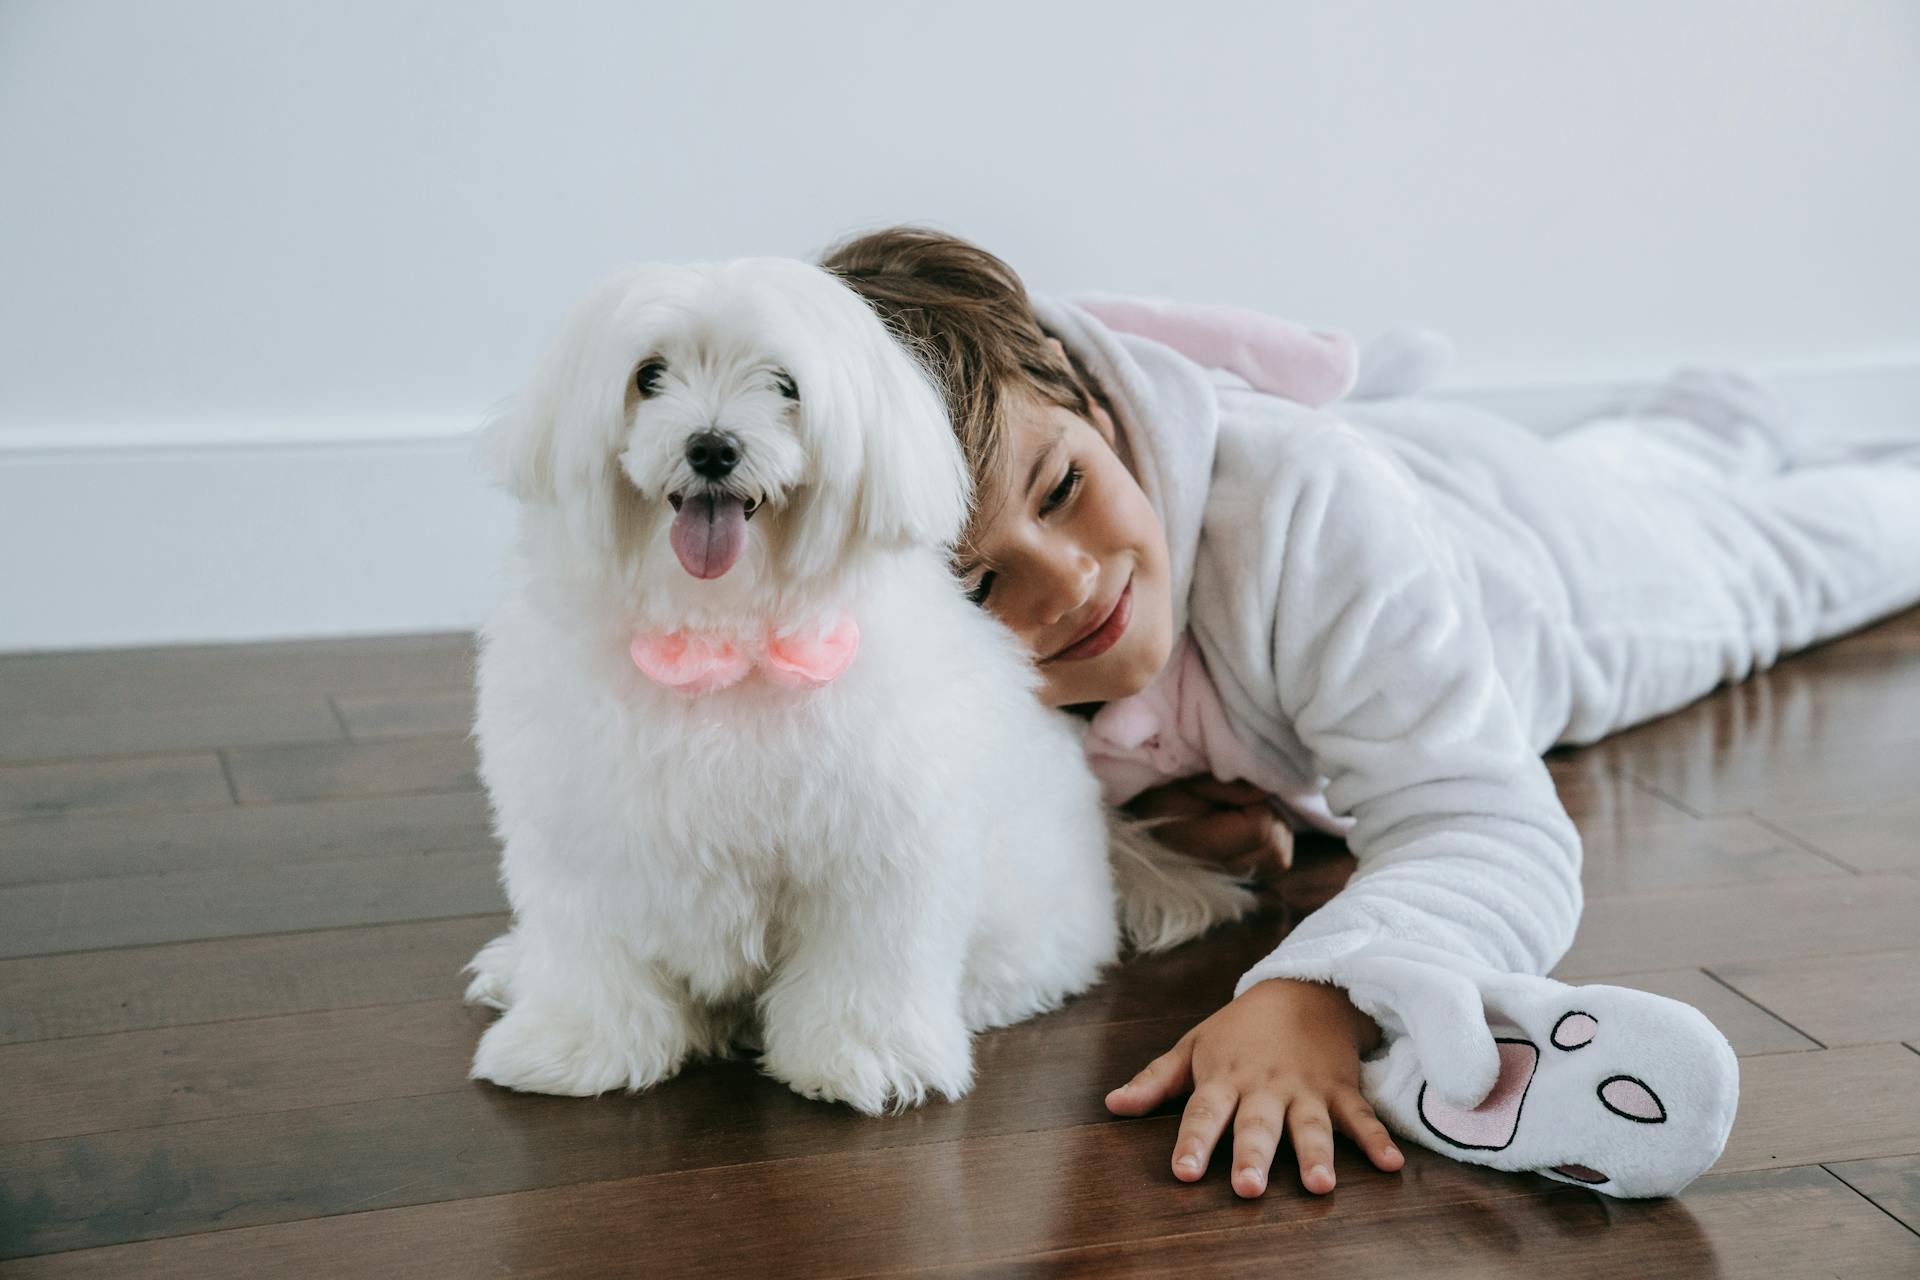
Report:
1556,366,1796,481
1548,368,1920,741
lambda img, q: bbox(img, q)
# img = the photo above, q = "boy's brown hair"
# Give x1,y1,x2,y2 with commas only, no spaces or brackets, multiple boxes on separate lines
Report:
820,226,1095,536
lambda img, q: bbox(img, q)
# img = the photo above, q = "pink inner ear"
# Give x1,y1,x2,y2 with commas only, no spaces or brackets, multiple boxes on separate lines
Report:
1600,1076,1666,1123
1552,1012,1598,1049
1418,1040,1538,1150
1078,297,1359,407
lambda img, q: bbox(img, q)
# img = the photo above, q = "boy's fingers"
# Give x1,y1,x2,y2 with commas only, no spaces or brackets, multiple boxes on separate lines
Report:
1332,1091,1405,1173
1267,817,1297,875
1172,1084,1239,1182
1236,805,1297,875
1287,1098,1338,1194
1220,806,1291,877
1228,1093,1288,1198
1105,1039,1194,1115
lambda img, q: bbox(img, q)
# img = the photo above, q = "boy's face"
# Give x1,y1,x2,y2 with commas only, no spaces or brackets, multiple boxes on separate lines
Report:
957,356,1175,708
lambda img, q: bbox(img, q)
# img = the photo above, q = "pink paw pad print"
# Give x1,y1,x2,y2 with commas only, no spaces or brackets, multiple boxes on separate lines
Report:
1415,1010,1669,1189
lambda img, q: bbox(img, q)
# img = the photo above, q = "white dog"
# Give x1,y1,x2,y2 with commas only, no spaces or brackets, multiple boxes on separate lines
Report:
463,258,1250,1113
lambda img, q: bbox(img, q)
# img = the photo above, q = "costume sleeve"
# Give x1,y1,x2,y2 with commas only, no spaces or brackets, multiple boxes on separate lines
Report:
1195,414,1584,1000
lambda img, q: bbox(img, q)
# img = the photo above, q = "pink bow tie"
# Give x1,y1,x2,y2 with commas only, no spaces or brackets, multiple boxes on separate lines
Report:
629,615,860,695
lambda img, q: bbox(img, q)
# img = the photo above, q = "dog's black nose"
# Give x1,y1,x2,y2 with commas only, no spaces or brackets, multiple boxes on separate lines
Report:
685,430,742,480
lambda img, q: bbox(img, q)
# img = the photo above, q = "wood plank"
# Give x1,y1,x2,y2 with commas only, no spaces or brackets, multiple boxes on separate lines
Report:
0,1014,1196,1257
0,898,1227,1075
0,848,505,958
0,913,1297,1140
0,754,232,822
4,616,1916,1277
1759,797,1920,875
0,1114,1543,1275
1586,647,1920,815
1575,813,1844,900
1810,604,1920,656
330,688,473,740
220,734,478,805
1553,966,1820,1057
1548,757,1694,828
0,957,1822,1152
11,1009,1914,1261
0,1000,486,1144
1629,739,1920,817
1594,643,1920,771
1827,1154,1920,1235
0,915,506,1045
1555,874,1920,977
1542,762,1847,898
0,698,344,765
0,791,495,888
0,633,475,717
9,1145,1917,1279
1713,949,1920,1048
912,1166,1920,1280
1717,1044,1920,1174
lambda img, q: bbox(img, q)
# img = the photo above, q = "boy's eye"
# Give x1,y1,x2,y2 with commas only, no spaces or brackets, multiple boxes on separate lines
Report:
1043,464,1082,514
961,466,1078,607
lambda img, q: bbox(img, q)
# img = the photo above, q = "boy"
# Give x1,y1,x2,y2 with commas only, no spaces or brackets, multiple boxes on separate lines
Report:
822,226,1920,1198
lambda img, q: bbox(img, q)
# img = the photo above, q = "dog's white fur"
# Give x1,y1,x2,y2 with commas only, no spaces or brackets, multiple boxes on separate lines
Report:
463,258,1251,1113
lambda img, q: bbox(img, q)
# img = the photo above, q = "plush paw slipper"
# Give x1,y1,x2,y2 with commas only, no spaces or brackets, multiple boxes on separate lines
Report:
1336,939,1739,1198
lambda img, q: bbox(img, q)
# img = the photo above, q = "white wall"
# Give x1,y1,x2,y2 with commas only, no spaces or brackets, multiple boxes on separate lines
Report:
3,0,1918,648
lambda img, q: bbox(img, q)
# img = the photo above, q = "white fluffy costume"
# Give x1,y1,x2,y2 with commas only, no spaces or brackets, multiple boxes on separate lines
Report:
1032,294,1920,1196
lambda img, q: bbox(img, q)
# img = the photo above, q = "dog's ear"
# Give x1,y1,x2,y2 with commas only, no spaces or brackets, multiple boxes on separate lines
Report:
480,382,558,503
851,326,971,551
479,275,639,506
780,290,971,579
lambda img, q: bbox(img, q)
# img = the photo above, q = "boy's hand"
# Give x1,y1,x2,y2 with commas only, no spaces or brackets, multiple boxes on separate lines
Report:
1105,978,1403,1197
1125,776,1294,874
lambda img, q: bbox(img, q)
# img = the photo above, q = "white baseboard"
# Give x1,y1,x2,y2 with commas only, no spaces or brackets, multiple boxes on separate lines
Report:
0,423,515,653
4,362,1917,653
1432,358,1920,441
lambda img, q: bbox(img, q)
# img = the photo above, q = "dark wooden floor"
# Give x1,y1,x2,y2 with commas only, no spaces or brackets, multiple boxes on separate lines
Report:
1,613,1918,1277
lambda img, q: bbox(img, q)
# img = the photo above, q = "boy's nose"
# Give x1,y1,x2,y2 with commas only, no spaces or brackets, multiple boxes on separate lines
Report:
1031,554,1101,649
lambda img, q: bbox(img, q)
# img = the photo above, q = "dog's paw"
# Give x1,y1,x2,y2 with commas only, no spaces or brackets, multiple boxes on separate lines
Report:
461,931,520,1011
763,1018,974,1115
470,1001,686,1098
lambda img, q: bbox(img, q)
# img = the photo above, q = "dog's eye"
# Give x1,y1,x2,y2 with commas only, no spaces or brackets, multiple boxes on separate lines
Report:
774,370,799,402
636,360,667,397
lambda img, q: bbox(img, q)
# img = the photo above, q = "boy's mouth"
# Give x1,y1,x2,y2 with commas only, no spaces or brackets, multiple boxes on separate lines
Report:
1050,577,1132,663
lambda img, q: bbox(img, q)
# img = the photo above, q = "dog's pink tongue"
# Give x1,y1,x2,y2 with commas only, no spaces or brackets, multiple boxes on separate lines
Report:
670,493,747,579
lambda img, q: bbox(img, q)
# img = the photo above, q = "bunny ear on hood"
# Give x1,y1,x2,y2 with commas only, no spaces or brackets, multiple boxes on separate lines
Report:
1074,294,1360,408
1342,942,1508,1109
